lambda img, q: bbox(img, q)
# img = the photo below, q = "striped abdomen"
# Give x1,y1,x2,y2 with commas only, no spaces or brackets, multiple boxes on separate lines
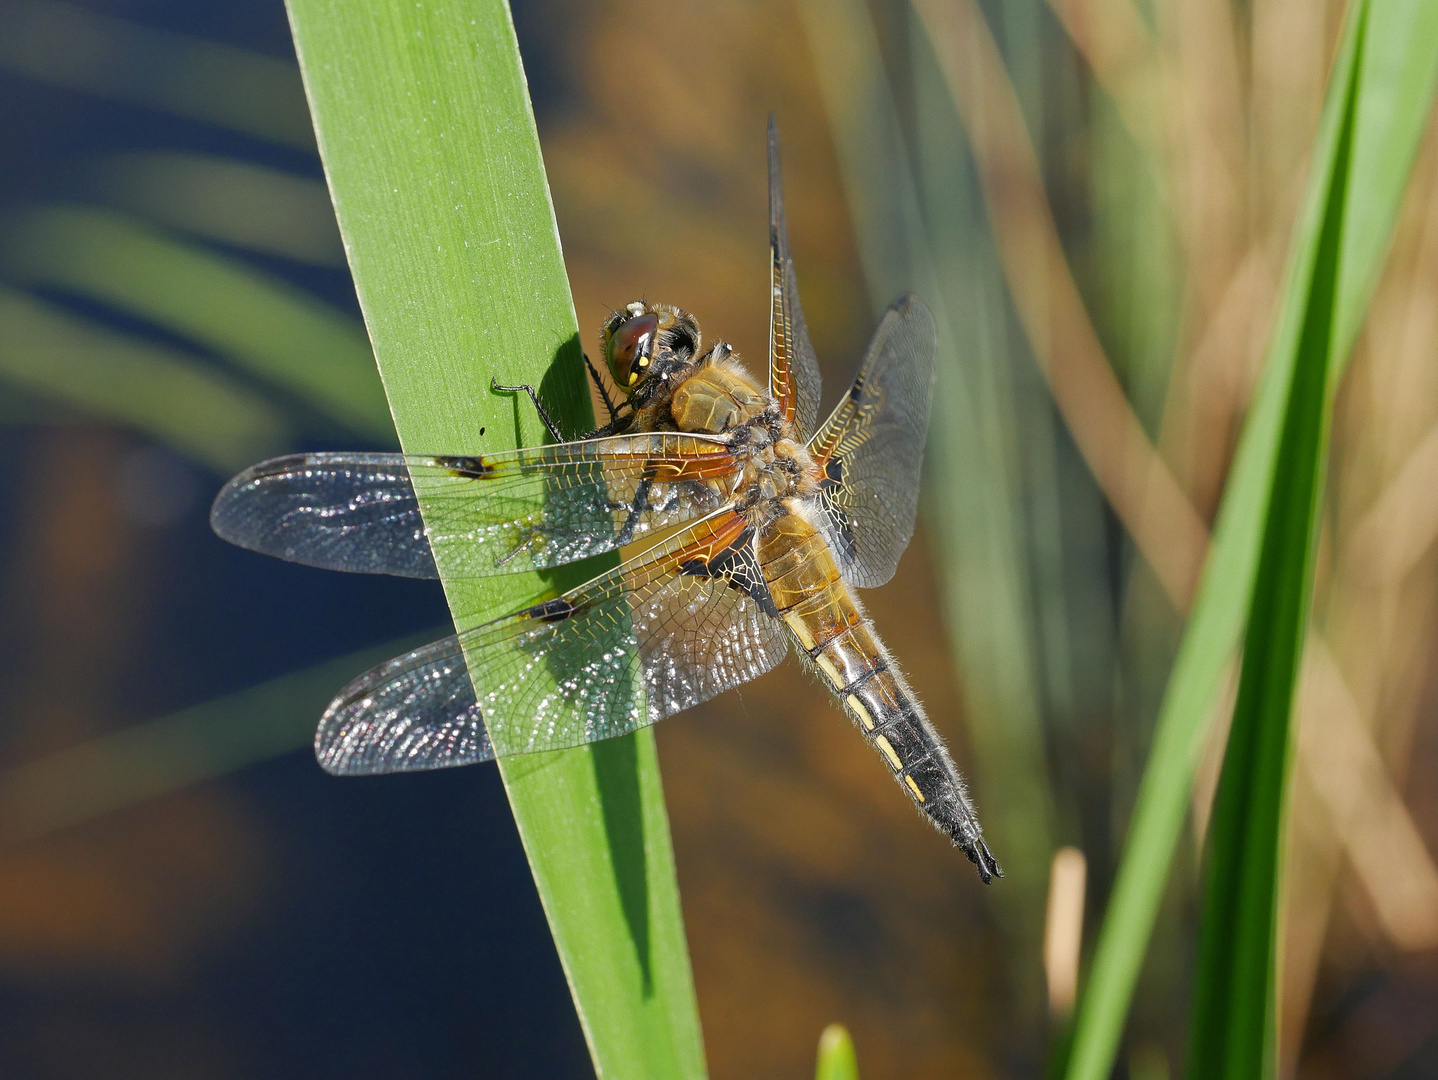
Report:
756,509,1001,881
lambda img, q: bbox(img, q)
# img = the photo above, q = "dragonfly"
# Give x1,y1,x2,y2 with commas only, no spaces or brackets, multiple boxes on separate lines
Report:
210,120,1000,883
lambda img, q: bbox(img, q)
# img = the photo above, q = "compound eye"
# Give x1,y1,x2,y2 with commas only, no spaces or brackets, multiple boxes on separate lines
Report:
606,312,659,390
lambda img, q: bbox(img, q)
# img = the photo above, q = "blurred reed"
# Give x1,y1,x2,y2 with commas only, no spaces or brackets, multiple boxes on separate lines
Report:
0,3,401,915
0,285,289,471
813,1024,859,1080
799,3,1059,1033
0,206,389,439
85,153,347,268
0,0,420,1014
0,0,314,149
0,634,435,848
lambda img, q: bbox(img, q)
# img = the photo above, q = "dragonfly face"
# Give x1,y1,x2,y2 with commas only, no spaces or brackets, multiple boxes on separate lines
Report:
601,301,700,396
210,119,1001,883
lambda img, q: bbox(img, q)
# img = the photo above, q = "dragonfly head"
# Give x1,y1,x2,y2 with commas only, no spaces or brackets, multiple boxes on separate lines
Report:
602,302,700,397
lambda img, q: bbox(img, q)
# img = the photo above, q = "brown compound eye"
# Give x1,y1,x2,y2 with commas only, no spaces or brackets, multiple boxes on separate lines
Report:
605,312,659,390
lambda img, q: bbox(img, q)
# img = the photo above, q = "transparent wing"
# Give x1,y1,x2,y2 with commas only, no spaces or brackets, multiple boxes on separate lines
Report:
807,295,937,589
767,117,823,439
316,508,790,773
316,636,492,775
210,433,738,580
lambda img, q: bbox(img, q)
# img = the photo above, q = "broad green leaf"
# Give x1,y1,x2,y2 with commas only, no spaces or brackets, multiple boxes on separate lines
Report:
0,205,391,440
282,2,706,1078
1063,3,1438,1078
0,285,289,471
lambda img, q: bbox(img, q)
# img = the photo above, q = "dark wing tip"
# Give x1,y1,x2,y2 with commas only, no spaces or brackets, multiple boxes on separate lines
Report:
886,294,938,357
887,293,932,320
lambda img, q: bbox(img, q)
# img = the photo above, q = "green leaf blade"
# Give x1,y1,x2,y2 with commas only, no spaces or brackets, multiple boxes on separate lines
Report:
1189,22,1363,1071
281,2,706,1078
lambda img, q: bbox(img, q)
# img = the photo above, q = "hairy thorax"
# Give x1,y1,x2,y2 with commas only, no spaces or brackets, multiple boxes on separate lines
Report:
653,351,820,527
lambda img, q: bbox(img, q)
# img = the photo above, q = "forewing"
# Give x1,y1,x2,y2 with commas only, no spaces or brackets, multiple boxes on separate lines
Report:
807,295,937,588
767,118,823,438
210,434,737,579
317,509,790,772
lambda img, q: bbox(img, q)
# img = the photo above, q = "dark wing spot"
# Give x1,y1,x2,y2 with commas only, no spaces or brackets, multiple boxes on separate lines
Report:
525,597,579,623
825,458,844,484
433,455,496,478
679,528,778,617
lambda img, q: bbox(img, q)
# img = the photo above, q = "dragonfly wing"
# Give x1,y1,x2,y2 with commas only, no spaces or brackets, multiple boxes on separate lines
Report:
211,452,439,578
317,635,492,775
316,508,790,772
210,434,737,579
465,506,790,756
807,295,937,589
766,117,823,439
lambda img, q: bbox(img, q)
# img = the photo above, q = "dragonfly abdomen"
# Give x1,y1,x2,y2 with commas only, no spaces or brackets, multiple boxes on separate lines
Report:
756,511,1001,882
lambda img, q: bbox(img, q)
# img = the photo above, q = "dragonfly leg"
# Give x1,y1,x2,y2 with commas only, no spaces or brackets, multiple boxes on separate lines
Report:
492,377,563,442
613,477,653,546
583,351,622,425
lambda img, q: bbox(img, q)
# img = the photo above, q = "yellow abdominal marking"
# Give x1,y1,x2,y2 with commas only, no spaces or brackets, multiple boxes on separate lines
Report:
783,612,816,650
815,653,842,685
847,694,875,730
874,734,902,771
905,775,926,802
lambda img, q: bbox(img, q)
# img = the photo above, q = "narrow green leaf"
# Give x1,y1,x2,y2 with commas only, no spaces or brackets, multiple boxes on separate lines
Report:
814,1024,859,1080
1188,8,1365,1076
0,0,315,151
0,285,289,471
282,2,706,1078
1063,3,1438,1078
0,205,391,440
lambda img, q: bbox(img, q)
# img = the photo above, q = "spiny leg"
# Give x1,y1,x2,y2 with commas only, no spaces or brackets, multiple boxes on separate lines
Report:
491,377,563,442
583,351,622,425
582,354,639,437
613,477,654,546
